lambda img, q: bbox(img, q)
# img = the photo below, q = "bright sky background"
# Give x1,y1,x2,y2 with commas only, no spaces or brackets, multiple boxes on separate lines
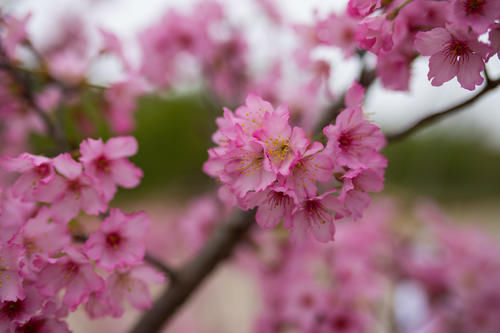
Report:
2,0,500,148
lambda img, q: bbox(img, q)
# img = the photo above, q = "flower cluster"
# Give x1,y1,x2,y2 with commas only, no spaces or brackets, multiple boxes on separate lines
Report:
0,137,164,332
299,0,500,91
138,1,248,103
204,88,386,242
242,199,500,333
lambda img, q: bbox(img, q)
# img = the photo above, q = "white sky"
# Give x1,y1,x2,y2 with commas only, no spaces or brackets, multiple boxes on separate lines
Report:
2,0,500,148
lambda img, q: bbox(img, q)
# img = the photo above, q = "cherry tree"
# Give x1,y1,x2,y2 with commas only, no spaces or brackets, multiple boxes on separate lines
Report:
0,0,499,332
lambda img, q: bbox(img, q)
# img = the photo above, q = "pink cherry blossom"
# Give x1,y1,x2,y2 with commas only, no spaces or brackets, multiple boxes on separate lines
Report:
96,265,164,318
224,137,276,197
254,109,309,176
283,142,333,199
83,209,150,271
36,246,104,311
347,0,382,18
0,153,55,201
11,207,71,272
0,283,43,332
415,25,491,90
355,16,393,55
1,13,31,60
323,108,386,169
35,153,106,223
319,13,359,58
291,193,345,243
243,185,298,230
79,136,143,201
449,0,500,34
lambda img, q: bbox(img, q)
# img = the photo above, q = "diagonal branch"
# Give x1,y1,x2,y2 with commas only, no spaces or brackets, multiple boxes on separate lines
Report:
386,77,500,143
130,210,255,333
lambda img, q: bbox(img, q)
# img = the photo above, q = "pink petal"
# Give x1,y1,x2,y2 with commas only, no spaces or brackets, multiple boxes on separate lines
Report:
110,159,143,188
104,136,139,159
53,153,82,179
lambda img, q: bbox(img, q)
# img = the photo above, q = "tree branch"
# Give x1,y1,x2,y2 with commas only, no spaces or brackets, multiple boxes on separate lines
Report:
386,78,500,143
129,210,255,333
0,52,70,153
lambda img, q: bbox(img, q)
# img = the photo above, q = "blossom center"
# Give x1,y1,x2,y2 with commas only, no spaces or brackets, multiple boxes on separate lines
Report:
331,315,351,330
464,0,485,15
1,300,23,319
267,191,291,209
106,232,122,249
35,163,50,178
95,156,111,173
267,137,290,164
236,150,264,176
63,262,79,279
17,318,45,333
338,132,353,151
444,39,470,64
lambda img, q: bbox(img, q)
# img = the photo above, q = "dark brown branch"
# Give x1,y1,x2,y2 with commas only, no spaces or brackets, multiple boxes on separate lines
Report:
130,210,254,333
386,77,500,143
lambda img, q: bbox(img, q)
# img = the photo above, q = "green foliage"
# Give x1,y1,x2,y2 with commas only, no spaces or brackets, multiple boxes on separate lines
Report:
384,135,500,201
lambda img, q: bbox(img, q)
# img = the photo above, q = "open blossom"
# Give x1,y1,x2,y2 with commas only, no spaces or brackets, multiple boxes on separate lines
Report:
283,142,333,199
84,209,150,271
355,16,393,55
415,25,491,90
79,136,143,201
323,108,386,169
449,0,500,34
254,110,309,176
11,207,71,272
36,153,106,223
0,153,55,201
291,193,346,243
36,246,104,311
92,265,164,318
0,283,43,332
243,186,298,230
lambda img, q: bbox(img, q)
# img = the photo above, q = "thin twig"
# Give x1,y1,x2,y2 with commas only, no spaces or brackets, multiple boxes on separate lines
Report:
129,210,255,333
386,77,500,143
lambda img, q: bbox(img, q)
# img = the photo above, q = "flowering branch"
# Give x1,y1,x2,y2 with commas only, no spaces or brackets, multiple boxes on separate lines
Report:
0,52,70,153
386,76,500,143
130,210,255,333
